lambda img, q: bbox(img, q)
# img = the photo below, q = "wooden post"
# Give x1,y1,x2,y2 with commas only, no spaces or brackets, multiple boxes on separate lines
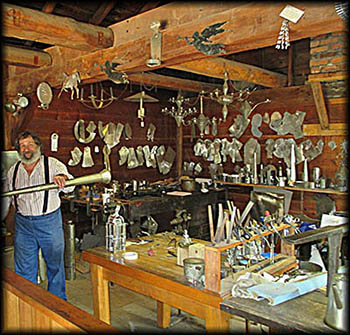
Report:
90,264,110,324
288,44,293,87
157,301,171,328
176,124,183,177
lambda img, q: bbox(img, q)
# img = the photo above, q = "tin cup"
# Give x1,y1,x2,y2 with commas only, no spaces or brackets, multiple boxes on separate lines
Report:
183,257,205,286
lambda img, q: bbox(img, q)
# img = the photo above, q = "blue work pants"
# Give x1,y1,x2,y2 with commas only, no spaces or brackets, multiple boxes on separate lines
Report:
14,208,67,300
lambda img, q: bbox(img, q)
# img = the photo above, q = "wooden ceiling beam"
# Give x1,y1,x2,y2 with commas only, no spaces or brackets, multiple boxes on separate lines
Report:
3,45,52,68
169,58,287,88
112,2,345,73
3,3,113,51
127,72,220,93
5,2,345,96
89,1,116,25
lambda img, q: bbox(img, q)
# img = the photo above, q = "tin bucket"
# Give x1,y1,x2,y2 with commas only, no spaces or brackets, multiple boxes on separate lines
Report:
183,257,204,286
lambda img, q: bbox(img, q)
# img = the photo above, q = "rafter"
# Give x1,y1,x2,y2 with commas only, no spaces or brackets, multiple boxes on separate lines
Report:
169,58,287,88
3,3,113,51
3,45,52,68
89,1,116,25
4,2,345,96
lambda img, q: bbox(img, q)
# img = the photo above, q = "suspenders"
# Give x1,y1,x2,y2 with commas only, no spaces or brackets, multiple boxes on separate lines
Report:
12,156,50,214
12,161,21,212
42,156,49,214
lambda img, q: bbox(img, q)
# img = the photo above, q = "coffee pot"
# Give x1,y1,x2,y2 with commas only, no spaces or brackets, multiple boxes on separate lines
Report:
324,271,348,332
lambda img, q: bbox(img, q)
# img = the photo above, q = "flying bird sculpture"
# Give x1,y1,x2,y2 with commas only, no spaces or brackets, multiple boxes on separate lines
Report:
99,60,129,84
178,21,227,55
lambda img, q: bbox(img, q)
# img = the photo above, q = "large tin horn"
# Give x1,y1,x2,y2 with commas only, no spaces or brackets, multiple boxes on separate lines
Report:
2,169,111,197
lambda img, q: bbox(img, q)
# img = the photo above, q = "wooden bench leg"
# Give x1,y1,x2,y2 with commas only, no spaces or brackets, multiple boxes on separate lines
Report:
157,301,171,328
90,264,110,324
205,306,230,333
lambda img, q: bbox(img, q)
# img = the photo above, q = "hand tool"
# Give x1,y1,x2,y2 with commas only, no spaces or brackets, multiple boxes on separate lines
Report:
226,206,236,243
207,205,215,243
214,210,228,244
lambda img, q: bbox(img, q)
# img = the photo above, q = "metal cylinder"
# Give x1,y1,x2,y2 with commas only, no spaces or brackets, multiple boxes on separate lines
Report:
2,169,111,197
37,248,47,284
64,220,75,280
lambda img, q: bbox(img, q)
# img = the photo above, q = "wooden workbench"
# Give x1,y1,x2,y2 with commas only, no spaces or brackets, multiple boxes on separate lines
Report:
220,289,340,334
82,234,232,332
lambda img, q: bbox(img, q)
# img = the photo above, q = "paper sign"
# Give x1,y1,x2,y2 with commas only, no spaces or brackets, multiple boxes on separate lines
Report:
280,5,304,23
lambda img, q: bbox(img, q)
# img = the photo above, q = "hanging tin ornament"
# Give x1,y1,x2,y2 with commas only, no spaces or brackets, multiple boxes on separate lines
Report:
276,5,304,50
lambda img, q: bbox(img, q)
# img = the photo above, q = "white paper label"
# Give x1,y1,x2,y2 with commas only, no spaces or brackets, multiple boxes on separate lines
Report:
280,5,304,24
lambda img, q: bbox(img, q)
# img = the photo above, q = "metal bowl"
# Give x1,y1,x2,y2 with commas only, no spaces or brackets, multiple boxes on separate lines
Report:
299,261,322,272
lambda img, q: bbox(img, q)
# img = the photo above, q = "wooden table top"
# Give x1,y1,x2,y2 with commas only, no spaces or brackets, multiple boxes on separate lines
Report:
220,289,341,334
83,233,211,289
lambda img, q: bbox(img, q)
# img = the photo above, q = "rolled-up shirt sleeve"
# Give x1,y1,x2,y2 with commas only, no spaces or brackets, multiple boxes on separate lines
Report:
52,157,75,194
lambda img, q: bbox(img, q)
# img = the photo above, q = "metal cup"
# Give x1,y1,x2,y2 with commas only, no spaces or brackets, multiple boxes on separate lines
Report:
312,167,321,183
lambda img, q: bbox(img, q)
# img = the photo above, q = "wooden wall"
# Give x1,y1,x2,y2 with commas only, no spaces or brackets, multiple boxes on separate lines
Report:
8,83,178,183
181,84,347,219
2,33,347,232
3,79,347,225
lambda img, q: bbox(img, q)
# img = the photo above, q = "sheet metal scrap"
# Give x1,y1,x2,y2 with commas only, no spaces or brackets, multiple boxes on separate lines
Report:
136,146,145,166
156,145,166,173
103,122,124,149
244,138,261,166
74,119,96,144
300,139,324,161
263,112,270,124
220,138,229,163
160,146,176,175
194,162,203,175
229,114,250,139
82,147,94,168
146,123,156,141
127,147,139,169
119,146,129,166
124,122,132,140
269,110,305,139
265,139,275,159
102,145,111,171
273,138,303,167
68,146,82,166
229,138,243,163
251,113,263,138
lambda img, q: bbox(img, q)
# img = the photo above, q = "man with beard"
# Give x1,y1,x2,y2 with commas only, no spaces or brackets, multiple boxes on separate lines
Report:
2,131,75,300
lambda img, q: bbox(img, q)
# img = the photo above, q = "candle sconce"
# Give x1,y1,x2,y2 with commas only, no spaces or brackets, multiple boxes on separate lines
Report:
209,72,234,122
79,82,127,110
185,91,222,138
161,91,197,127
124,91,159,127
210,71,270,122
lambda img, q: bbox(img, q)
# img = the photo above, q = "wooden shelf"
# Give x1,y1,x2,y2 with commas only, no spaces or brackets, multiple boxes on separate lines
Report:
216,180,347,196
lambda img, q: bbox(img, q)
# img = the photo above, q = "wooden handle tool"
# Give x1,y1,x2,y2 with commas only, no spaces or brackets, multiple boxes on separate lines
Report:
207,205,215,243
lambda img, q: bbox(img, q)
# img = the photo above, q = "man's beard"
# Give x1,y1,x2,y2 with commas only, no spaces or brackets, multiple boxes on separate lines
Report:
19,147,41,164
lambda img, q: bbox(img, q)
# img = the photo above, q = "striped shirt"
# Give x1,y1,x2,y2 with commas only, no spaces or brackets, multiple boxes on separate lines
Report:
5,155,75,216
